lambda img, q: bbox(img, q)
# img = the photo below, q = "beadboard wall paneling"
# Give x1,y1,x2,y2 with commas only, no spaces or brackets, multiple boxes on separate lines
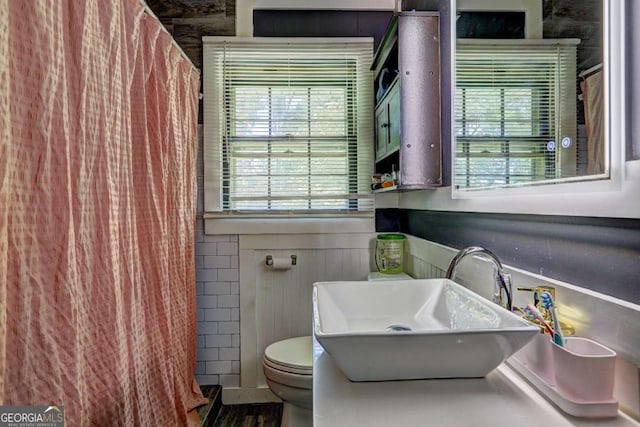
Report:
229,233,374,404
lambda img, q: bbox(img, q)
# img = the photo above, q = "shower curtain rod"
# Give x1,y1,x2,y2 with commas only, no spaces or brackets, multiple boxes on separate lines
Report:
140,0,200,74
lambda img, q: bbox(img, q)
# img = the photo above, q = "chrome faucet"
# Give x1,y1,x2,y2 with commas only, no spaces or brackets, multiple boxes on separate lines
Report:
445,246,513,311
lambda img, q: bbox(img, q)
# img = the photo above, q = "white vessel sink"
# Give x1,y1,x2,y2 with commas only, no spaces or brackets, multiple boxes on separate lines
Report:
312,278,538,381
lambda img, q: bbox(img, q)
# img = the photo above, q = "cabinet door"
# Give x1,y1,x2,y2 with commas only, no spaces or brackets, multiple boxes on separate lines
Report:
375,103,389,161
387,84,401,155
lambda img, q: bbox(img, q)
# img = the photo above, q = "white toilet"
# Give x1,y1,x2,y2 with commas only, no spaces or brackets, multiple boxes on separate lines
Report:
263,273,412,426
263,335,313,427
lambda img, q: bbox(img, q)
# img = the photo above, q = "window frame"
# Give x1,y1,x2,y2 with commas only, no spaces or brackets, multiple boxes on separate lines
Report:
202,37,374,218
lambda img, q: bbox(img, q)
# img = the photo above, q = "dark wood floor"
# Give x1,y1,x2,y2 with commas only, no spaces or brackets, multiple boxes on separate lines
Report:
198,385,282,427
209,403,283,427
198,385,223,425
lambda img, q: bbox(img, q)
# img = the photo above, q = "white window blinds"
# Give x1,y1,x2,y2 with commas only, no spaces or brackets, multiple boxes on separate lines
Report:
455,40,577,190
203,38,374,215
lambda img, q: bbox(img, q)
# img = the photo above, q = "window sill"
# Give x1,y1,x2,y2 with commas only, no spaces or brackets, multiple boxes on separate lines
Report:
202,215,375,235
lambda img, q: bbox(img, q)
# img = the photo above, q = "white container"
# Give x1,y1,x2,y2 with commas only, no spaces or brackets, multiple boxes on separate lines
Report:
552,337,616,402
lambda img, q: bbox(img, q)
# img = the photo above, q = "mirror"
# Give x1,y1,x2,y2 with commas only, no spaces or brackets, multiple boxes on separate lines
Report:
454,0,605,191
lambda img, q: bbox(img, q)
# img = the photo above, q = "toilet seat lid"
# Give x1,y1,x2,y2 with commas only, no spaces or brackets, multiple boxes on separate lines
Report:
264,336,312,372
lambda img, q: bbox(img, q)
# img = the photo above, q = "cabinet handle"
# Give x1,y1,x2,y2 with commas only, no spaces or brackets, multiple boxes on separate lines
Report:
381,123,389,128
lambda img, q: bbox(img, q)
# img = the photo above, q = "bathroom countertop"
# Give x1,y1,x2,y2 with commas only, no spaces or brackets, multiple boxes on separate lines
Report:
312,338,639,427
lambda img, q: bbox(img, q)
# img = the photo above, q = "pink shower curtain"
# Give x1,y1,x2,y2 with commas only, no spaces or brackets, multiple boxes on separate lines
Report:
0,1,205,425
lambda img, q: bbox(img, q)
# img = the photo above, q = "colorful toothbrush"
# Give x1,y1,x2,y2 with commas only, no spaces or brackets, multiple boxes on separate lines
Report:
524,304,555,336
540,291,565,347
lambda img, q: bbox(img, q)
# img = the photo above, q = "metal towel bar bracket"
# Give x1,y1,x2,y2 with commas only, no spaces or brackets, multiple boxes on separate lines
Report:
265,255,297,266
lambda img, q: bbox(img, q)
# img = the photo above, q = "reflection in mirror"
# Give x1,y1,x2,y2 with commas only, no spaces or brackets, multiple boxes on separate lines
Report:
454,1,605,191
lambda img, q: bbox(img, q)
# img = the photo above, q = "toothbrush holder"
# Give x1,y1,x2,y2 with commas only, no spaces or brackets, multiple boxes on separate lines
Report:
551,337,616,402
522,332,555,383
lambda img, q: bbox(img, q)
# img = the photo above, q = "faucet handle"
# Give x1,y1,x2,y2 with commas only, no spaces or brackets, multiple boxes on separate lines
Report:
517,285,555,297
516,285,556,321
493,271,513,311
500,273,513,312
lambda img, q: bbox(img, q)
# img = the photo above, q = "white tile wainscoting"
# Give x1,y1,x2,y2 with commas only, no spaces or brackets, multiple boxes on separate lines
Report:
194,221,241,388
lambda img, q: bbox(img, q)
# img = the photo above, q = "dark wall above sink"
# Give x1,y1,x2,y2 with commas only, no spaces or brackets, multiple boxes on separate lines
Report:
376,209,640,305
